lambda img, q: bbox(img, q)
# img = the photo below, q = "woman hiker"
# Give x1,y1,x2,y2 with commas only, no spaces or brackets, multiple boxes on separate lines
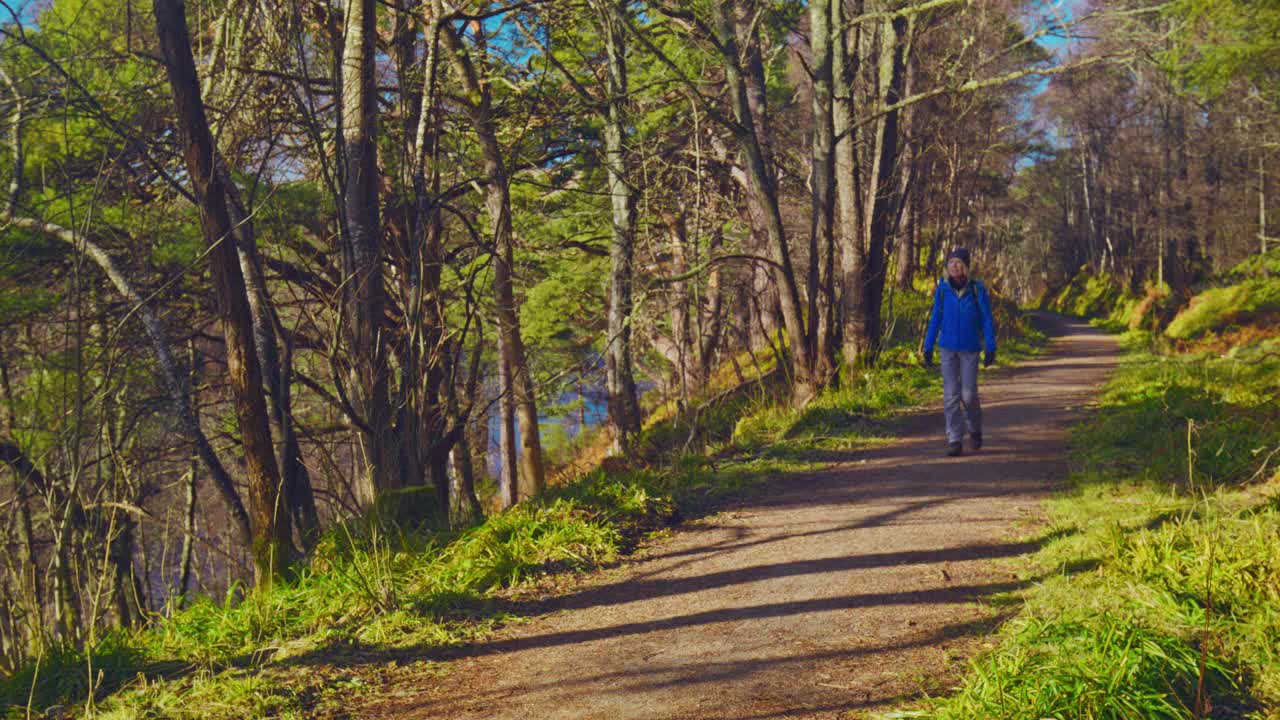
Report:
922,248,997,457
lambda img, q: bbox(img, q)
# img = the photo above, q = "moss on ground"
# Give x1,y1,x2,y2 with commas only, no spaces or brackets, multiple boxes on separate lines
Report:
1165,277,1280,341
1047,269,1131,319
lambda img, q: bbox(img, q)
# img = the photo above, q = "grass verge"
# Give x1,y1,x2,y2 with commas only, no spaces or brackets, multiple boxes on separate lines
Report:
903,332,1280,720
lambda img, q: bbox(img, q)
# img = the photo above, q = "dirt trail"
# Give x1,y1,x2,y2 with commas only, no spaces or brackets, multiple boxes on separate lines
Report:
360,314,1120,720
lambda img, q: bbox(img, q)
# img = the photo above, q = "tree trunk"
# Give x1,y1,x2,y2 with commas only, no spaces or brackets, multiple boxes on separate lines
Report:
1173,106,1200,284
339,0,393,508
712,1,815,404
484,150,545,500
809,0,837,383
177,450,198,602
1135,115,1147,278
1080,146,1098,267
106,515,145,628
664,212,696,398
49,526,80,643
152,0,291,587
224,181,318,550
852,14,908,363
440,20,545,500
449,432,484,526
497,345,518,509
699,228,725,381
1159,103,1169,288
402,8,452,506
897,169,922,290
834,0,865,370
599,1,642,451
14,476,41,641
1261,154,1269,259
199,0,317,543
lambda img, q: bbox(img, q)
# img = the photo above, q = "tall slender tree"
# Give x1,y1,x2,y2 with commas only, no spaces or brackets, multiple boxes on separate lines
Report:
440,12,546,500
339,0,394,507
598,0,643,451
152,0,292,586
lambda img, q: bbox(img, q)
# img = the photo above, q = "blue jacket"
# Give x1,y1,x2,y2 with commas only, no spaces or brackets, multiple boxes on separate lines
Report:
924,277,997,354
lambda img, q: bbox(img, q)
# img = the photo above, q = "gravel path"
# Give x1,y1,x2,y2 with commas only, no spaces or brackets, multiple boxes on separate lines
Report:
359,314,1120,720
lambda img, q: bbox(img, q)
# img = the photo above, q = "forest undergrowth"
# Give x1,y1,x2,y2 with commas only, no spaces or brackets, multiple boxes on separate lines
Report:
904,261,1280,720
0,291,1041,719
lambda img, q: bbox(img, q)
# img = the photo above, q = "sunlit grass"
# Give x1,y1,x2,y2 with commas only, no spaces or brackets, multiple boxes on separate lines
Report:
915,336,1280,720
1165,277,1280,341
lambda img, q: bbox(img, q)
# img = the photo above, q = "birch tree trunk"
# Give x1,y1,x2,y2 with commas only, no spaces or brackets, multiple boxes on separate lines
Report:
836,0,866,367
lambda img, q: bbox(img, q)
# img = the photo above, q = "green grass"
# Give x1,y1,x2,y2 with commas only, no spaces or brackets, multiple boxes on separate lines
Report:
1042,269,1186,335
731,362,934,452
1046,257,1280,342
914,335,1280,720
1164,277,1280,341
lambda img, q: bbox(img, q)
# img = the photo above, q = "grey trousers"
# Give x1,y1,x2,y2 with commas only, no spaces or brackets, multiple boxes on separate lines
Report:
940,348,981,443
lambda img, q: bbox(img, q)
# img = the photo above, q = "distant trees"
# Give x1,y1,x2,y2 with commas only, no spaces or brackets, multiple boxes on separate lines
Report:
1167,0,1280,108
995,0,1278,302
1167,0,1279,260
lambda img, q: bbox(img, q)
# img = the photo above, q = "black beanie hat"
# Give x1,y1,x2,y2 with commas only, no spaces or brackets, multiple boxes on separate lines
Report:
947,247,971,268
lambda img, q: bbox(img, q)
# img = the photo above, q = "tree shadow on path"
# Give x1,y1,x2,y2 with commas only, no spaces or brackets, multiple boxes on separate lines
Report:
317,314,1118,719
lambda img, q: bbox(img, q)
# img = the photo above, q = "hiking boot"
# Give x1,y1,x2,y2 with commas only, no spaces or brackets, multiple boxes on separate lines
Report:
946,441,963,457
971,431,983,451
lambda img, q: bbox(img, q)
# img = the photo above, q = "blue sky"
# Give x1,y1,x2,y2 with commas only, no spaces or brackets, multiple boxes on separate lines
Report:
1027,0,1090,92
1013,0,1092,164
